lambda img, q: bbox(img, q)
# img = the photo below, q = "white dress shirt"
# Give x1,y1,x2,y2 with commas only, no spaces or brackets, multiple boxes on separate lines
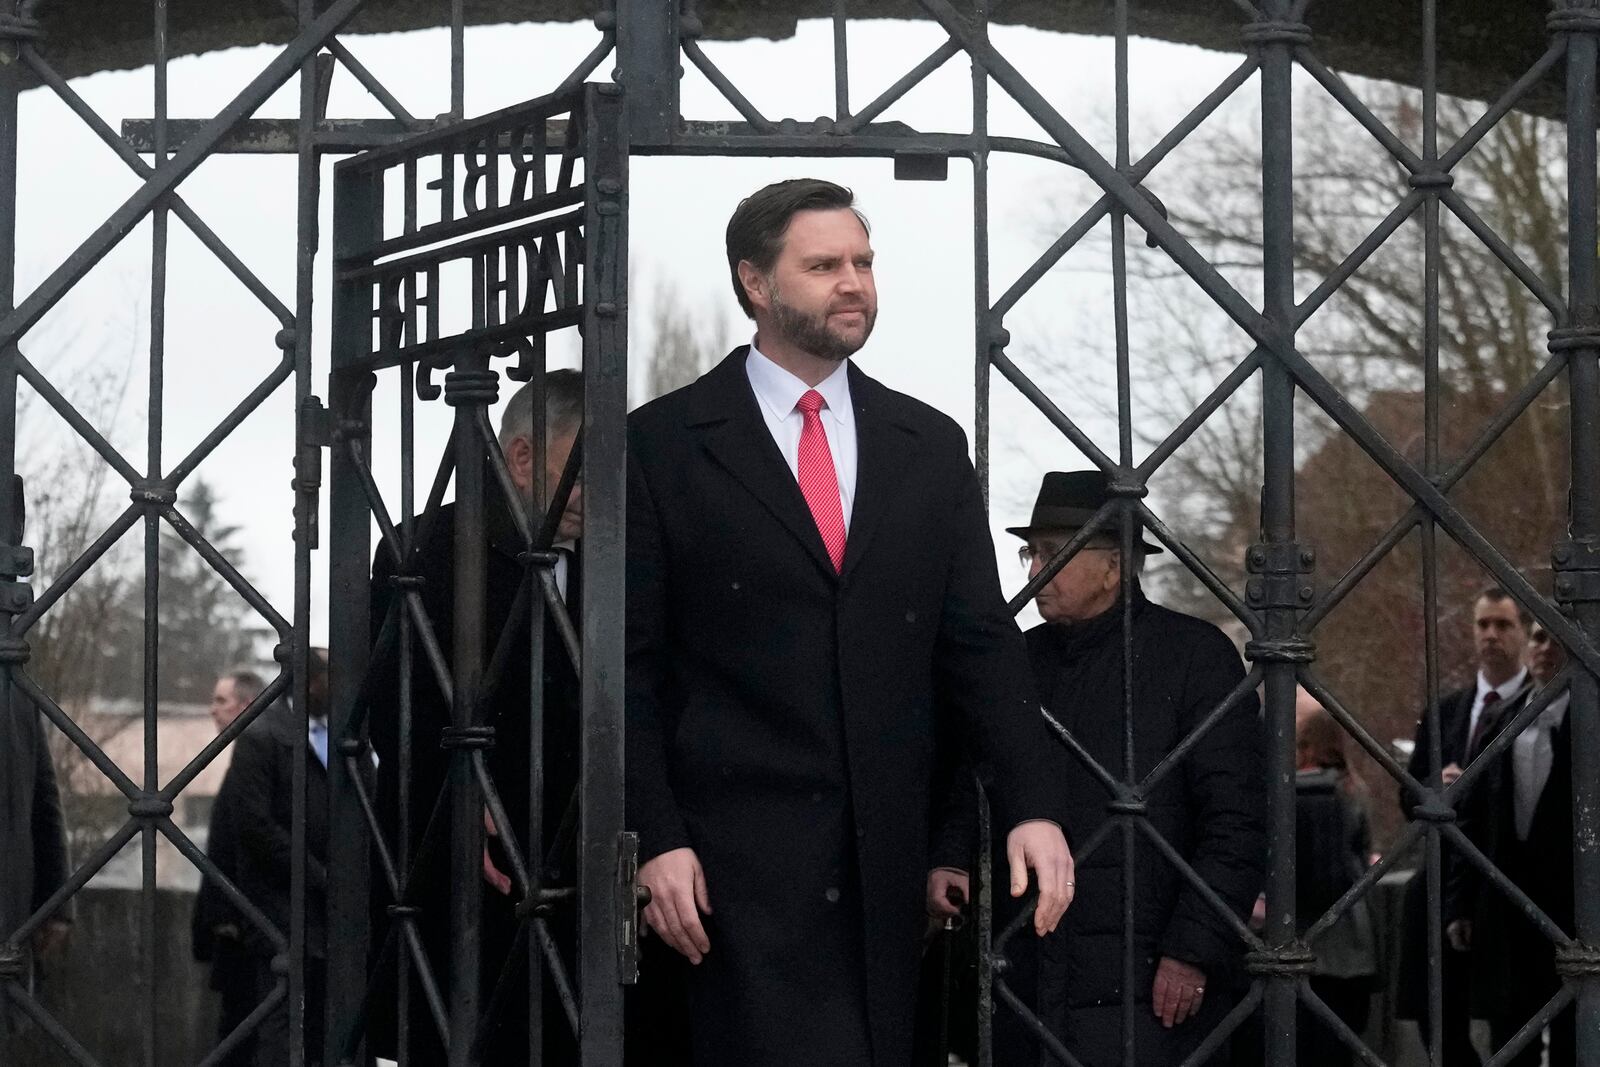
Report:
1512,689,1567,841
554,540,574,602
1467,667,1529,749
745,341,857,530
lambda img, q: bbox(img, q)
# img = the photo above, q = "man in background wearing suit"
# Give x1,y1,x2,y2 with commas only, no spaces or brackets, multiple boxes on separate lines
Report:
626,178,1074,1066
1448,620,1575,1066
214,647,331,1067
367,371,586,1063
192,668,267,1067
1396,587,1530,1065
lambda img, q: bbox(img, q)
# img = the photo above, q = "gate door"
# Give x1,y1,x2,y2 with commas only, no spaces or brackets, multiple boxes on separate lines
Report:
324,83,632,1067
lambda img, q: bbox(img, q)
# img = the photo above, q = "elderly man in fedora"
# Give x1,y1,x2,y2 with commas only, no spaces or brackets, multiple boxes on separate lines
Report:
930,470,1266,1065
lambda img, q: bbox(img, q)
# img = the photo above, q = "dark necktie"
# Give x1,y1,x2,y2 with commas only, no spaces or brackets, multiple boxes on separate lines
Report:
1466,690,1503,760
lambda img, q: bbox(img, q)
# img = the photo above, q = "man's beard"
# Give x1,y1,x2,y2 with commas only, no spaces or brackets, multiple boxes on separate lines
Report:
767,281,876,363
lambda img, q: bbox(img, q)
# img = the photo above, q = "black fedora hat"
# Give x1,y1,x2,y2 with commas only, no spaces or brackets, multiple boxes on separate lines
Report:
1006,470,1162,554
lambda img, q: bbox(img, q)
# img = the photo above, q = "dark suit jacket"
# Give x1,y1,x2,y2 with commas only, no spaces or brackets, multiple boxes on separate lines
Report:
626,349,1061,1064
1395,681,1518,1017
213,706,329,960
1448,690,1573,1016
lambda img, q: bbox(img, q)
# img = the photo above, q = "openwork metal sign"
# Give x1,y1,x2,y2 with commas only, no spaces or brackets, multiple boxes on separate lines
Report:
327,83,630,1067
0,0,1595,1065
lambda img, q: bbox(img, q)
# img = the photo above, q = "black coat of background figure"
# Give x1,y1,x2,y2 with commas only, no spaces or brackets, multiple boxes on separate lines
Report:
936,586,1265,1067
365,492,587,1064
1396,684,1494,1066
1448,689,1575,1066
1236,769,1377,1067
194,708,285,1067
626,348,1063,1067
212,703,330,1066
0,686,70,1041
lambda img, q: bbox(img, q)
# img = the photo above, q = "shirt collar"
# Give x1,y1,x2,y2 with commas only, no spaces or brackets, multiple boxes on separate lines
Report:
1477,666,1529,701
746,338,852,422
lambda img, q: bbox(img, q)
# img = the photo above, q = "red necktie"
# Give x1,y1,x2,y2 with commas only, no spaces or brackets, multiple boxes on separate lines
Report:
796,390,847,572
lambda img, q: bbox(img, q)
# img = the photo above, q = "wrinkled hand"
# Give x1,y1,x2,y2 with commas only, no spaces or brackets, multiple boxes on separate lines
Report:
32,919,69,960
1152,956,1206,1028
639,847,712,964
1441,761,1464,787
1006,820,1074,936
1446,918,1473,953
482,807,511,896
926,868,970,919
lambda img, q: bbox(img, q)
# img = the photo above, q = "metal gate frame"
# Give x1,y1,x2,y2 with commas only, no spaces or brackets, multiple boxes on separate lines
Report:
0,0,1594,1064
324,83,629,1067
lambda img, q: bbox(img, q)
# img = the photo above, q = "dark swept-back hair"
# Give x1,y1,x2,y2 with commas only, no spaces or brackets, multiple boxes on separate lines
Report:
1478,585,1533,628
725,178,868,319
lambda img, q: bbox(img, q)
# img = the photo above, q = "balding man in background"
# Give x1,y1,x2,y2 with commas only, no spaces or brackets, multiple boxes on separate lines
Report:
367,369,586,1063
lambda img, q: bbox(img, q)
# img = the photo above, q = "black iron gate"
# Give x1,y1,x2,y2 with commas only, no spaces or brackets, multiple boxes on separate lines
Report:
0,0,1597,1065
324,84,630,1066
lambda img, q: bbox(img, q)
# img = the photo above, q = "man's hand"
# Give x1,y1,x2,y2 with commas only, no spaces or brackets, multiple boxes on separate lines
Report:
1152,956,1206,1028
1441,761,1464,787
927,868,970,919
639,847,712,964
1446,918,1473,953
31,919,70,961
1005,820,1074,936
482,807,512,895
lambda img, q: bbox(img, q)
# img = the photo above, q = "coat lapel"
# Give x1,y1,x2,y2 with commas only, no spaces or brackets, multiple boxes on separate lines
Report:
839,365,919,580
689,348,837,577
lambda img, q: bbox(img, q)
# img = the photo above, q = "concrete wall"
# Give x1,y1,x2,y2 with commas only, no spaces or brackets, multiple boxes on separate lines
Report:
5,888,218,1067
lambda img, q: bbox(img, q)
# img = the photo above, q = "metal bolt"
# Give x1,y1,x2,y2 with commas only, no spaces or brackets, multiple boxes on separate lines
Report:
1298,585,1314,603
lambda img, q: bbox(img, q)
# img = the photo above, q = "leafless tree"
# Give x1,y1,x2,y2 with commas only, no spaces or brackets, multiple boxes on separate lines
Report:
1030,83,1569,846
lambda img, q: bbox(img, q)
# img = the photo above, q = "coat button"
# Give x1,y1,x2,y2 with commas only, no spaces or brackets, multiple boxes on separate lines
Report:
905,610,917,623
824,887,841,904
731,581,741,591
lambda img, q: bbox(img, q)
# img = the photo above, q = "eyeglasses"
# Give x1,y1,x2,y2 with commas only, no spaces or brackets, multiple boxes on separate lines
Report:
1017,543,1116,568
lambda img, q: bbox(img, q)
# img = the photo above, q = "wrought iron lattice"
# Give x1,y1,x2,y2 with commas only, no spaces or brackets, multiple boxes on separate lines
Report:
325,83,630,1067
0,0,1595,1064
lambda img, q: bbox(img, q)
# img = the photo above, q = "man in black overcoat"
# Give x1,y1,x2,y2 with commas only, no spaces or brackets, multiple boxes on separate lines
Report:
625,179,1074,1066
0,476,71,1047
365,371,588,1063
214,648,332,1066
1396,587,1529,1065
930,471,1265,1066
1447,619,1575,1066
193,668,267,1067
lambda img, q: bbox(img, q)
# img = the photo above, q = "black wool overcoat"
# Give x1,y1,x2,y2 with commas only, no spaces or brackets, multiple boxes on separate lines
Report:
936,589,1265,1066
365,496,583,1063
626,348,1061,1066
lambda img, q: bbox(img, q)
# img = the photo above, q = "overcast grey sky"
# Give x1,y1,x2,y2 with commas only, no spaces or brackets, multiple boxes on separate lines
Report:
19,18,1268,643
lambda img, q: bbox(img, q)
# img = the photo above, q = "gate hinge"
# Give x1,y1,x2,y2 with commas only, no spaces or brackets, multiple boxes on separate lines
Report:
618,831,642,984
1244,542,1316,610
293,396,328,549
1553,539,1600,605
